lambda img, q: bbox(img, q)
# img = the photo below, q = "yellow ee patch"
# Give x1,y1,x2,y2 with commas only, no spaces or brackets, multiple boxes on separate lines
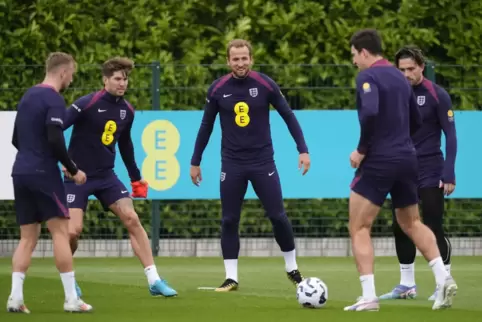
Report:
362,82,371,93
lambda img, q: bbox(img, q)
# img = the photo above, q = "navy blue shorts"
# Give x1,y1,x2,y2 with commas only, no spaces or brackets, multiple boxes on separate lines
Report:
13,173,69,226
350,156,419,209
64,173,130,211
418,154,444,188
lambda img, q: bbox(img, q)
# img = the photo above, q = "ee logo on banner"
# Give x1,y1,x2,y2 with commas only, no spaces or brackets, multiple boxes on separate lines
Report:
141,120,180,191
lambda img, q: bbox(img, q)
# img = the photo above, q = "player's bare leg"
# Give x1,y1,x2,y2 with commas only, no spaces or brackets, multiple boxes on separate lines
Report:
109,199,152,266
67,208,86,297
47,217,92,313
395,204,457,310
343,191,380,312
68,209,84,254
109,198,177,297
7,223,40,313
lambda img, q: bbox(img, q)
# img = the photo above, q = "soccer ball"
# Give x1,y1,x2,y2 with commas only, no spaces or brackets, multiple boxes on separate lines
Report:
296,277,328,309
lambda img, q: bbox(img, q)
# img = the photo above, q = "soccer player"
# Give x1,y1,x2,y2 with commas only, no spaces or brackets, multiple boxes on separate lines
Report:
343,29,457,312
379,45,457,301
190,39,310,292
62,57,177,298
7,52,93,313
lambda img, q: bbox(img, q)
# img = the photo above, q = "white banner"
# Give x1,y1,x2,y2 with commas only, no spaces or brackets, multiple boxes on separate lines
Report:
0,112,17,200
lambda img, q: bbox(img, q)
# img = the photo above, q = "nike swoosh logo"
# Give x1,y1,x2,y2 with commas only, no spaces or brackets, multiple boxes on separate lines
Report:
223,94,232,98
269,172,275,176
98,109,106,112
121,190,128,193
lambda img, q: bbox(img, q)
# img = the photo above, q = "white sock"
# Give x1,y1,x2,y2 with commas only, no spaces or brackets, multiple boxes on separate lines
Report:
60,271,77,302
399,263,415,286
445,264,451,276
10,272,25,301
429,257,448,286
360,274,376,300
224,259,238,282
283,249,298,272
144,265,161,285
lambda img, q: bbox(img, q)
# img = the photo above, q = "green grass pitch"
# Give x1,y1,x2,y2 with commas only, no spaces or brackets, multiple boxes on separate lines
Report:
0,256,480,321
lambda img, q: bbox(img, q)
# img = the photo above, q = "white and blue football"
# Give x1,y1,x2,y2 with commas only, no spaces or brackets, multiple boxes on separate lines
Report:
296,277,328,309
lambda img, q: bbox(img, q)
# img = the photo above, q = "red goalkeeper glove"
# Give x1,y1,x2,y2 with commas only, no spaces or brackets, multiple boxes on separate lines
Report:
131,180,148,198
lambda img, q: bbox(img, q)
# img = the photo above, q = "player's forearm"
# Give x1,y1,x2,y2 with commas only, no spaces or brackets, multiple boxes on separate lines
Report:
46,125,78,175
118,137,141,182
443,132,457,183
190,124,214,166
282,114,308,153
357,104,378,154
357,117,376,154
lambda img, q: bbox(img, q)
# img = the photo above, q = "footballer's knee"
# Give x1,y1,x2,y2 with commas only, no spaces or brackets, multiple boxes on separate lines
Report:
221,214,240,230
395,204,424,236
266,210,289,223
121,210,142,232
348,208,375,235
67,208,84,241
19,224,41,252
422,213,444,235
110,199,140,231
68,225,82,241
424,221,444,241
20,238,38,254
392,212,406,237
109,198,142,231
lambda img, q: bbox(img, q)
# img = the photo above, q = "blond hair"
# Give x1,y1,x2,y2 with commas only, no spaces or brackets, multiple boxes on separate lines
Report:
45,52,75,73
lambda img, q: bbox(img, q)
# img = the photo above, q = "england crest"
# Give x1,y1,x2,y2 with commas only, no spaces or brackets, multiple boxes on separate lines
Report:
120,109,126,120
417,96,425,106
220,172,226,182
249,88,258,97
66,194,75,203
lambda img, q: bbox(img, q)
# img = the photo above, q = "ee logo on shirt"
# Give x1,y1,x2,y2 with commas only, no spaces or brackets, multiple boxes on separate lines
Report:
102,120,117,145
141,120,180,191
234,102,250,127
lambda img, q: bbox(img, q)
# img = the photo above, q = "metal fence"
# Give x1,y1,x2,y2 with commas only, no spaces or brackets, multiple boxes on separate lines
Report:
0,63,481,258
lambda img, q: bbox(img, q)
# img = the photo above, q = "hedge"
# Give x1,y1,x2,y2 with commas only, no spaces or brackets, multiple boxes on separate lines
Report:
0,0,481,238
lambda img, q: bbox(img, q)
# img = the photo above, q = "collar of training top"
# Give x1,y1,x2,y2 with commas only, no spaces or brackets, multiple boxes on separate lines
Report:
370,59,392,67
102,89,124,103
